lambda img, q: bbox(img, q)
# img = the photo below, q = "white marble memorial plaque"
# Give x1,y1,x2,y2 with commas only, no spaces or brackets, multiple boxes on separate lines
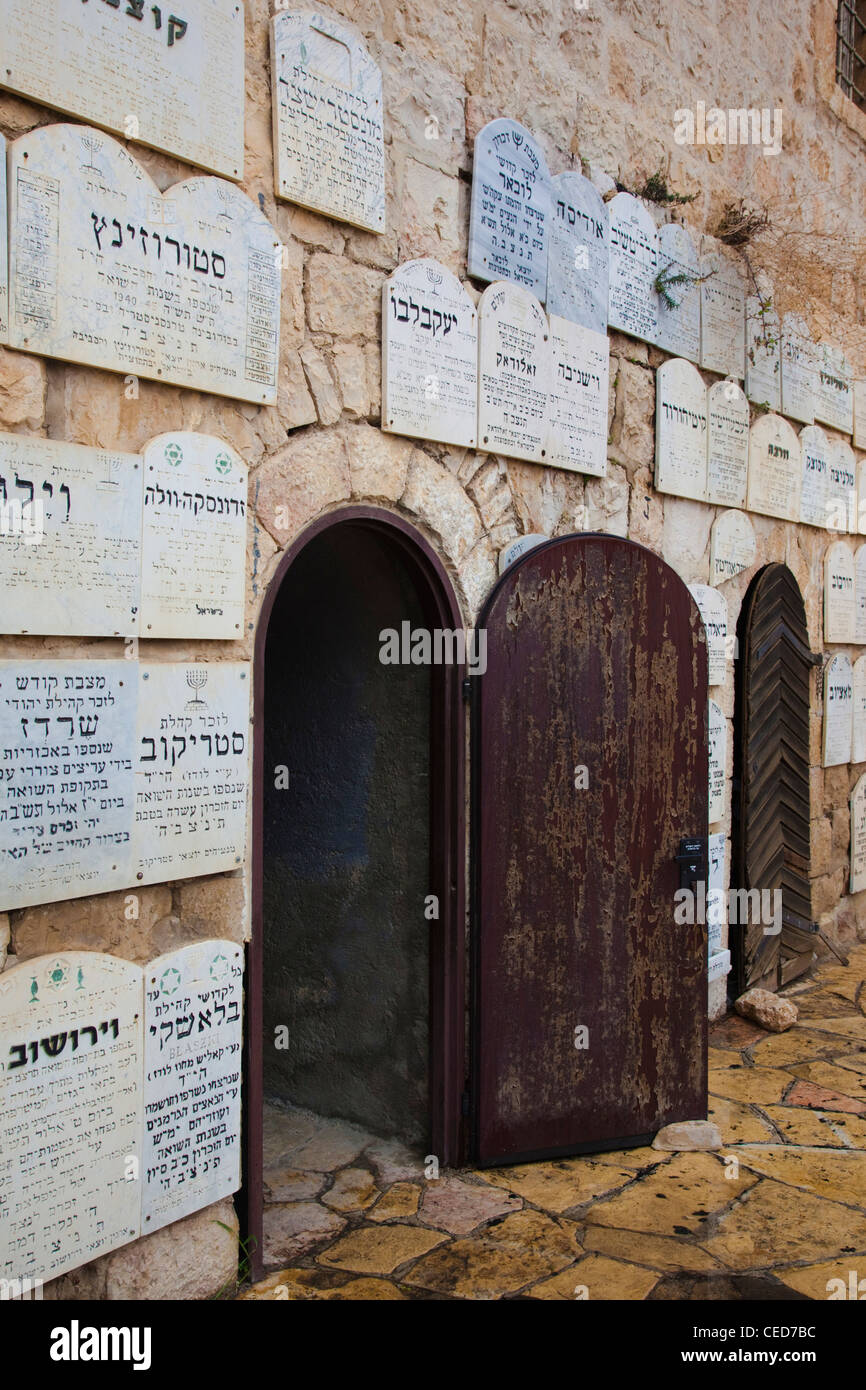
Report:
706,379,749,508
143,939,243,1233
690,586,728,687
0,135,7,343
827,439,858,537
546,317,609,477
140,434,247,640
382,259,478,448
655,358,707,501
707,948,731,983
271,11,384,233
0,0,244,179
499,533,548,574
799,425,831,529
0,661,137,911
477,282,549,462
825,540,856,644
780,313,817,425
708,699,726,824
8,126,281,403
856,546,866,645
852,656,866,762
134,663,249,886
859,457,866,538
699,238,745,379
824,654,853,767
545,172,609,334
0,433,141,637
852,774,866,892
0,952,142,1284
710,509,756,586
854,378,866,450
708,831,727,954
746,414,802,521
815,343,854,435
744,272,781,411
654,223,700,363
607,193,658,342
468,119,551,299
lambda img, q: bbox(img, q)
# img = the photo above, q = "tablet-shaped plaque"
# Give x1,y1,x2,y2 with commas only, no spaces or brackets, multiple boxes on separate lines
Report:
860,457,866,538
706,379,749,508
700,237,745,379
8,125,281,404
744,271,781,411
270,11,384,233
655,358,707,501
853,657,866,761
708,699,726,824
477,281,549,462
654,223,700,363
468,119,551,299
827,439,857,536
815,343,854,435
689,585,728,687
854,378,866,450
857,546,866,645
0,135,7,342
0,661,137,911
143,939,243,1233
799,425,830,529
382,259,478,448
607,193,658,342
746,414,801,521
708,831,727,954
0,0,244,179
0,952,142,1284
851,773,866,890
545,172,609,334
824,654,853,767
134,663,250,886
499,533,548,574
0,432,141,637
546,317,609,477
825,540,856,644
139,435,247,639
710,509,756,586
780,313,817,425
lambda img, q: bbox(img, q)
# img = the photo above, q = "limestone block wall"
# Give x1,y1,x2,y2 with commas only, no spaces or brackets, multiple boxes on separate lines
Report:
1,0,865,1296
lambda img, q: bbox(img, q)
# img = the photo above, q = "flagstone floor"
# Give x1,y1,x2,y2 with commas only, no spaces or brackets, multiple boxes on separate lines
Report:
240,945,866,1301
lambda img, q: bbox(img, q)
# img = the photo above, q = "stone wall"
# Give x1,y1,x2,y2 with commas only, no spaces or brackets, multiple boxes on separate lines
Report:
2,0,865,1296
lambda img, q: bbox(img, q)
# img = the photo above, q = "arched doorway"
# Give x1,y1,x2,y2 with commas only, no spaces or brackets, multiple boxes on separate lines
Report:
245,508,465,1279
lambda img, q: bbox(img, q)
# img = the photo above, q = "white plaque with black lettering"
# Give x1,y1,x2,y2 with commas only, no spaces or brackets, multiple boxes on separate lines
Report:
545,172,609,334
689,585,728,687
477,281,550,463
468,119,552,299
708,832,727,954
744,272,781,411
815,342,854,435
607,193,658,343
856,545,866,645
746,413,802,522
825,540,856,644
710,509,756,586
655,358,707,501
853,656,866,762
706,379,749,509
700,237,745,379
780,313,817,425
851,773,866,891
824,654,853,767
708,699,726,825
0,134,7,343
799,424,831,529
546,316,608,477
654,223,700,363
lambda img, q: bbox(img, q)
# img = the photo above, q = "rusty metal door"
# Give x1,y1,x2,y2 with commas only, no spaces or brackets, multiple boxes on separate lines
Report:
470,534,708,1165
732,564,815,993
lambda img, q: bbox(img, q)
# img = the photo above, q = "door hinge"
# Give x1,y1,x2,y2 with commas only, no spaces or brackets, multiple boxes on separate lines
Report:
461,1089,470,1116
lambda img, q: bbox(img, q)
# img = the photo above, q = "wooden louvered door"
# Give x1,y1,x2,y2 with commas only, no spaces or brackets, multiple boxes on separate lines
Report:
733,564,815,992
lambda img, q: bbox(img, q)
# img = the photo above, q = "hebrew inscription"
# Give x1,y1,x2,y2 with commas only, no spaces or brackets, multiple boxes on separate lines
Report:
468,119,552,298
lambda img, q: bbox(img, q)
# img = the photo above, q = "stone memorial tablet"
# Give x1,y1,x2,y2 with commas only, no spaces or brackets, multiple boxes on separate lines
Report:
815,342,854,435
546,316,609,477
746,413,801,521
654,223,700,363
382,259,478,448
851,773,866,892
860,457,866,538
706,379,749,508
708,831,727,954
0,661,137,911
799,425,831,529
0,136,7,343
710,509,756,585
689,585,728,687
853,656,866,762
655,358,707,501
824,654,853,767
699,237,745,379
143,939,243,1234
477,282,549,463
271,11,385,233
0,0,244,179
8,125,281,404
607,193,658,342
857,546,866,645
707,947,731,983
827,438,858,536
708,699,726,824
134,663,249,886
468,119,551,299
0,433,141,637
499,533,549,574
140,434,247,640
545,172,609,334
780,313,817,425
744,272,781,411
825,540,856,644
854,378,866,450
0,952,142,1284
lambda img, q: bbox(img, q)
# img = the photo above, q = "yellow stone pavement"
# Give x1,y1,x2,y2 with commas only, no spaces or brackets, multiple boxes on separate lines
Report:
240,943,866,1301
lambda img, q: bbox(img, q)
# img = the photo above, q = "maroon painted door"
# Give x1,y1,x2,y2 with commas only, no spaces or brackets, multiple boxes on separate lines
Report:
471,534,708,1165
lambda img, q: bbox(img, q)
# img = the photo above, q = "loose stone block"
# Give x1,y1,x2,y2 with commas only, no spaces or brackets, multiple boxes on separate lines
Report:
815,343,854,435
477,281,550,463
710,509,755,586
607,193,658,343
781,313,817,425
689,585,728,686
545,171,609,334
799,424,831,529
744,271,781,411
746,413,802,522
654,223,700,363
851,773,866,892
824,654,853,768
708,699,726,824
706,379,749,508
699,237,745,379
655,357,708,501
824,540,856,644
734,987,798,1033
546,317,609,476
468,119,552,299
